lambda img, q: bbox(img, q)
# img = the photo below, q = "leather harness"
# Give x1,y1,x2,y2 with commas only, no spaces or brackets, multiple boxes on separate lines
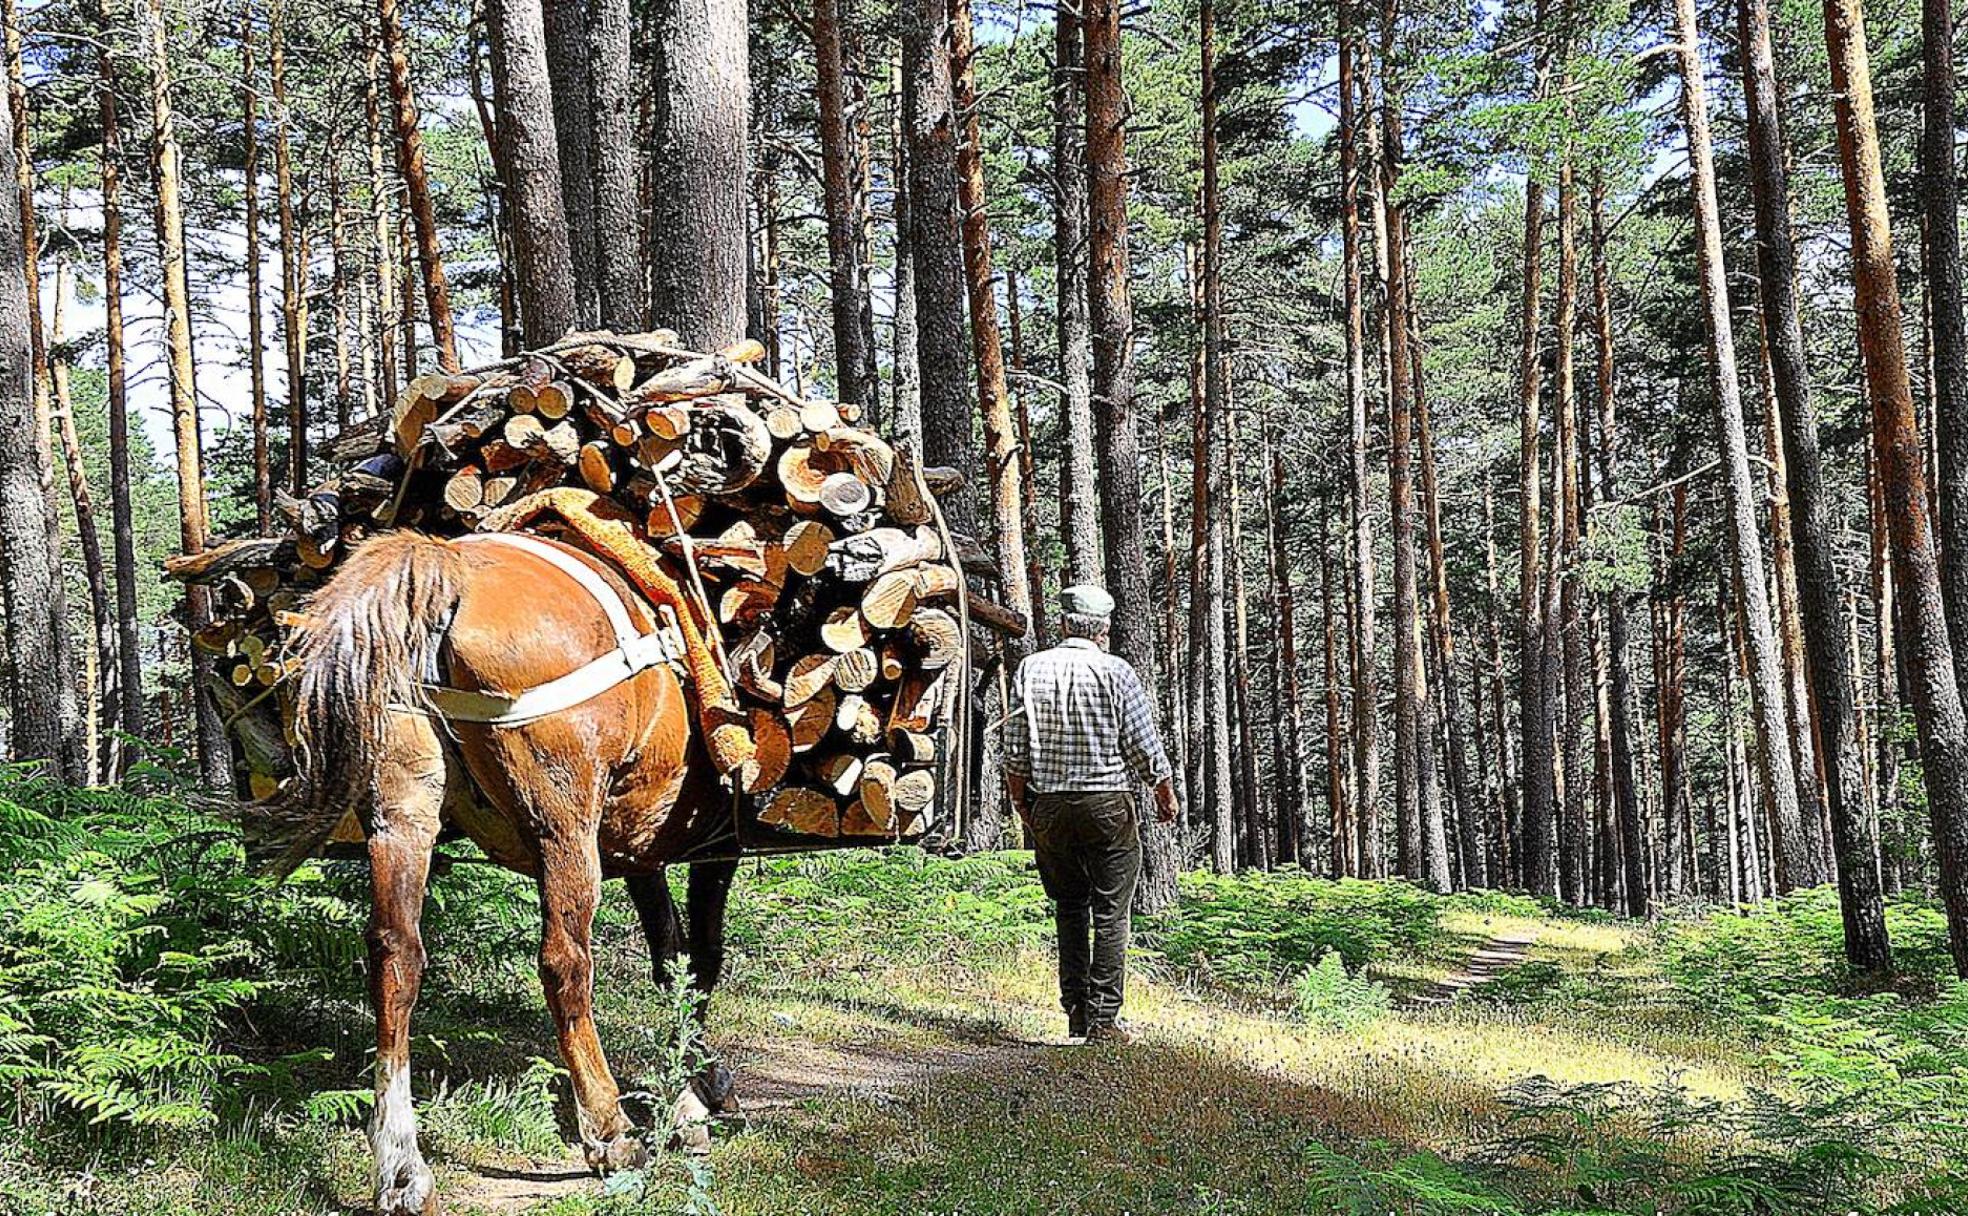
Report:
413,532,691,727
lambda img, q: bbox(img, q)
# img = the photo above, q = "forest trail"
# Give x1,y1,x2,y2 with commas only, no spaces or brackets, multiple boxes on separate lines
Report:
444,923,1549,1213
1405,929,1539,1006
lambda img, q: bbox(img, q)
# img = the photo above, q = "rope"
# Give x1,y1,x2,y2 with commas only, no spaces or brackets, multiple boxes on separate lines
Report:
649,463,739,690
925,485,972,846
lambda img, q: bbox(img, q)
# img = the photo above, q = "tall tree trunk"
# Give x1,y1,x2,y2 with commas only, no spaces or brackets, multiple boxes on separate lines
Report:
1926,0,1968,698
50,224,113,784
1415,275,1482,887
1230,412,1266,868
1585,177,1648,916
1673,0,1809,893
1324,522,1351,876
888,58,920,442
0,62,63,772
1739,0,1884,960
147,0,228,787
1339,0,1382,877
1269,427,1307,867
1380,44,1449,891
329,151,352,429
1085,0,1175,909
243,1,271,532
1053,5,1099,584
1514,85,1553,895
949,0,1029,852
380,0,460,369
1870,439,1905,890
543,0,598,325
1554,154,1590,906
650,0,749,347
1823,0,1968,974
5,0,83,780
585,0,640,330
1007,266,1048,648
365,38,399,398
490,0,578,343
1200,0,1235,872
272,0,308,493
1483,475,1518,885
949,0,1032,661
99,10,144,762
815,0,876,407
899,0,975,526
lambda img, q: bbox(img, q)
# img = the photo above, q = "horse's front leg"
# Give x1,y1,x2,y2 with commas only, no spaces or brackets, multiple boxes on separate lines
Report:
537,832,646,1174
365,714,445,1216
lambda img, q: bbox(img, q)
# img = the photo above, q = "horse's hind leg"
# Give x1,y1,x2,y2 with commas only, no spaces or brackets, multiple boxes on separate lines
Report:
625,869,684,987
536,829,647,1174
365,713,445,1216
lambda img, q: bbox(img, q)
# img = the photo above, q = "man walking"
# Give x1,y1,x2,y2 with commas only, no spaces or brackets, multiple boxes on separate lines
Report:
1005,585,1178,1044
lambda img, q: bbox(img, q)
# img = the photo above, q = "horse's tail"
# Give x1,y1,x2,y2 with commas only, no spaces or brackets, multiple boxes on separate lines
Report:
253,531,467,878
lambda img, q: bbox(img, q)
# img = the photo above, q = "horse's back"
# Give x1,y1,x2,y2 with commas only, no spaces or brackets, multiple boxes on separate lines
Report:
435,535,710,875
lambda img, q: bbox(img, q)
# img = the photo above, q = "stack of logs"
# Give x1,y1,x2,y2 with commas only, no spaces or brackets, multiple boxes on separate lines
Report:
168,329,1026,845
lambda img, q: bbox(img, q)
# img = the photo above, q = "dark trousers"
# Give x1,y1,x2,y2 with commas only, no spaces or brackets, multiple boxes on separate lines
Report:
1029,791,1141,1028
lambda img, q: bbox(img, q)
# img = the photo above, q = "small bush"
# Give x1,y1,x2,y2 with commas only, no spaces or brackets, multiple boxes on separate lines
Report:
1292,953,1391,1032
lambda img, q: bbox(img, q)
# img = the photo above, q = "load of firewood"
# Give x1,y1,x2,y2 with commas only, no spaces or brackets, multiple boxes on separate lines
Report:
167,329,1026,848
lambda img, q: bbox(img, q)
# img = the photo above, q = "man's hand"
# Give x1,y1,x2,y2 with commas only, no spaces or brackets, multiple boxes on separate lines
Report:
1008,773,1032,827
1153,780,1179,824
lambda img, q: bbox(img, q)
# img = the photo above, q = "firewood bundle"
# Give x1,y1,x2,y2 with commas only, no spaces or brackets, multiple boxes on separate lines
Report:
169,329,1026,846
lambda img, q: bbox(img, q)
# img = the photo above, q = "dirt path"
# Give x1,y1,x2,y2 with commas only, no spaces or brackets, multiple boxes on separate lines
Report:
444,1033,1054,1212
1405,930,1539,1007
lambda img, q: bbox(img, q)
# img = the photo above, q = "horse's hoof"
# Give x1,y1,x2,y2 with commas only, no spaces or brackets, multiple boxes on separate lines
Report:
668,1086,714,1155
375,1160,438,1216
691,1062,740,1115
585,1132,649,1175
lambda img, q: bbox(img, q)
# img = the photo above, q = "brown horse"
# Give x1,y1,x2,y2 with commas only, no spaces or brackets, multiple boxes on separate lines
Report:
276,528,742,1215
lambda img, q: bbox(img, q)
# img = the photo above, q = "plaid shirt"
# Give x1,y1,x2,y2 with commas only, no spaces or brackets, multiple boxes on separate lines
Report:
1004,638,1173,795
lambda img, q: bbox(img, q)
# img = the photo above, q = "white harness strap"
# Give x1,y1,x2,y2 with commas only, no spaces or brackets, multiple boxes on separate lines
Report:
412,533,688,726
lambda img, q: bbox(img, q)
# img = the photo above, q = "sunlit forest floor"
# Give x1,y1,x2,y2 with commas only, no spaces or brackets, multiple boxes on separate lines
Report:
4,783,1965,1215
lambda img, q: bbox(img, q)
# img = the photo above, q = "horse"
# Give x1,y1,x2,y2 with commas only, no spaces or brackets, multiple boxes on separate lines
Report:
272,527,745,1216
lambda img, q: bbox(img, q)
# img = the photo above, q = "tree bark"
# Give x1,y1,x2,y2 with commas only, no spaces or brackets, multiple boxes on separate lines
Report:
1585,177,1648,916
0,60,63,773
543,0,598,325
1823,0,1968,975
1673,0,1809,897
1554,153,1589,906
99,8,144,764
1085,0,1174,909
1379,37,1450,892
365,39,399,397
147,0,228,787
1200,0,1235,872
949,0,1032,671
1738,0,1888,955
1269,427,1307,867
1323,519,1351,876
1925,0,1968,703
899,0,976,527
1339,0,1382,878
380,0,460,369
1053,5,1099,584
815,0,877,408
650,0,749,347
488,0,578,345
1229,412,1266,868
888,57,920,442
584,0,640,331
1483,474,1518,885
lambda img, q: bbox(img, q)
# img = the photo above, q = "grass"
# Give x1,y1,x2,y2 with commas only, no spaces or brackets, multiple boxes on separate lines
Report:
6,795,1967,1215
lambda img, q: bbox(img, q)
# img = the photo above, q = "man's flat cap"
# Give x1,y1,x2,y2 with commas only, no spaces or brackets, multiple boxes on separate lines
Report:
1060,584,1115,619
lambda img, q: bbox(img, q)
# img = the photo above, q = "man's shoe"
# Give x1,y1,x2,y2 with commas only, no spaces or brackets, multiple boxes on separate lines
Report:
1083,1021,1133,1046
1067,1007,1088,1038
